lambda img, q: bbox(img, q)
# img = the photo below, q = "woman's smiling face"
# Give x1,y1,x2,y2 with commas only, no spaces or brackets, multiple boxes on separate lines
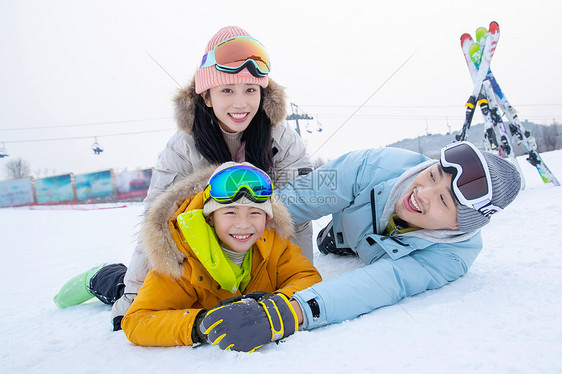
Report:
203,83,261,134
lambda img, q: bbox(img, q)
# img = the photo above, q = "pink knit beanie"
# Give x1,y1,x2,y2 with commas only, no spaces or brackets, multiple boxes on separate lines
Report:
195,26,269,94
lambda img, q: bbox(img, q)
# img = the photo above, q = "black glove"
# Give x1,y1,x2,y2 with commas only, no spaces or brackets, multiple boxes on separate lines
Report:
200,293,298,352
191,309,208,345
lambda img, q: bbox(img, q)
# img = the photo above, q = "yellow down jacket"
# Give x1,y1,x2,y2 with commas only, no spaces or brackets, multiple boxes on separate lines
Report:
121,166,321,346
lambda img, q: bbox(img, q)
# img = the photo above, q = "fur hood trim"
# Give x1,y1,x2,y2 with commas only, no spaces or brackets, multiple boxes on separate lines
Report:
140,164,295,278
173,77,287,135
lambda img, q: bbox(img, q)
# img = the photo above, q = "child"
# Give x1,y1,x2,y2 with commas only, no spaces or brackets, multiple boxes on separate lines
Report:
120,162,321,347
53,25,314,329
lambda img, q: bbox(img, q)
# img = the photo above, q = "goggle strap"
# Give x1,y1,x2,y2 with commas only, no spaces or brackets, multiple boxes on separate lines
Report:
199,50,216,69
206,189,269,205
472,199,492,210
217,60,268,77
476,202,502,217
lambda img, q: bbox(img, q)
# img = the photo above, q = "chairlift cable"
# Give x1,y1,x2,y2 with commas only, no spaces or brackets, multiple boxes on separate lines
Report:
0,116,173,132
2,127,176,144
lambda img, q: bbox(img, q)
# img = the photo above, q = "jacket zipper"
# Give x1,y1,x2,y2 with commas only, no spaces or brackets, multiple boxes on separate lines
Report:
370,188,378,234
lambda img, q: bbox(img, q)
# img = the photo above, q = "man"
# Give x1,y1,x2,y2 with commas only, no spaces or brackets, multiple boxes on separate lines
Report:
195,141,522,352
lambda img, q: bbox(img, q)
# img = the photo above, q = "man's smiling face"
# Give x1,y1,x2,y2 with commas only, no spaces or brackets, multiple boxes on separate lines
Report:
395,164,459,230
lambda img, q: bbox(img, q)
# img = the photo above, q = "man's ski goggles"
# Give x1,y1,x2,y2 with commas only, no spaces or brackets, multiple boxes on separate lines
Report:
203,164,274,204
440,141,501,214
199,36,270,78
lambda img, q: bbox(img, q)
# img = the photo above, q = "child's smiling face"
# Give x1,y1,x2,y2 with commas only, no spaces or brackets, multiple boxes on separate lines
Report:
207,205,267,253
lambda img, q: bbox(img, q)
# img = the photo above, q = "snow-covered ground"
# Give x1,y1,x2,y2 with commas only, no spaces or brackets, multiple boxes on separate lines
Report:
1,151,561,374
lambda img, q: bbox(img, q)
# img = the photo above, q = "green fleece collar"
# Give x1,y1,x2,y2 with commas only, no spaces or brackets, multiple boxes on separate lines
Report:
383,213,421,236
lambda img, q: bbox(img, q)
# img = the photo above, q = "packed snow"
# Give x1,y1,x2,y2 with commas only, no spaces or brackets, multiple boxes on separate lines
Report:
1,151,561,373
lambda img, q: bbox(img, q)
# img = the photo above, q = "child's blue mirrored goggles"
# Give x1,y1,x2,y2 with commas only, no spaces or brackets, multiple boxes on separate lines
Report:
203,164,274,204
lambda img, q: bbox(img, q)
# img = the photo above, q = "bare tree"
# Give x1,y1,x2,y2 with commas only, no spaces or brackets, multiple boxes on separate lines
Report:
417,136,426,156
551,120,561,150
540,123,559,152
4,158,31,179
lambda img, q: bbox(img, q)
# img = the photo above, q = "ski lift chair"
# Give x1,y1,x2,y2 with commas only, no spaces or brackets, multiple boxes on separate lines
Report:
0,143,8,158
91,139,104,155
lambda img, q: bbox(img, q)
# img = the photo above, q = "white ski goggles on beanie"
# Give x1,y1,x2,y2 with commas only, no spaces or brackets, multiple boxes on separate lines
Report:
440,141,502,215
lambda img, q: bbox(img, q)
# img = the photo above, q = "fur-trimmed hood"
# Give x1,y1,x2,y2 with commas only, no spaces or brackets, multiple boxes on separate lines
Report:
173,77,287,135
139,164,295,279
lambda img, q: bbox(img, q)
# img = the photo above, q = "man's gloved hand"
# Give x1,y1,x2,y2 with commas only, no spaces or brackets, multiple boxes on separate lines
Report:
200,293,298,352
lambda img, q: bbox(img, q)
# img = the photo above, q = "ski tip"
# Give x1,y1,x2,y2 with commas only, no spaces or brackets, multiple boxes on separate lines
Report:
475,27,487,36
460,34,474,48
489,21,499,33
469,42,482,64
469,43,481,52
475,27,488,44
460,33,473,44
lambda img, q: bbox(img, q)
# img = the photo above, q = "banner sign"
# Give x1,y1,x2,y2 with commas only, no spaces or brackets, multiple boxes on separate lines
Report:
35,174,75,204
75,170,115,202
115,168,152,200
0,177,35,207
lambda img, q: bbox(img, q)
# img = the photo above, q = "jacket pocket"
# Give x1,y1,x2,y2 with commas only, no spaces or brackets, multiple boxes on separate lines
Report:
150,169,178,192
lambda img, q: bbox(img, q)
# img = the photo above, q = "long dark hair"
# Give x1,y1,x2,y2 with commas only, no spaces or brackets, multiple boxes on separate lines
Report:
192,89,274,173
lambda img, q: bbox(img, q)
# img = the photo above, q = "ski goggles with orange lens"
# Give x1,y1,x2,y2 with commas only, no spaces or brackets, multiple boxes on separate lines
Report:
203,164,274,204
440,141,501,215
199,36,271,78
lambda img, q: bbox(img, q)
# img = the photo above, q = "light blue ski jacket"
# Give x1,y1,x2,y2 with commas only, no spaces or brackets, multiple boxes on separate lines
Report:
277,147,482,329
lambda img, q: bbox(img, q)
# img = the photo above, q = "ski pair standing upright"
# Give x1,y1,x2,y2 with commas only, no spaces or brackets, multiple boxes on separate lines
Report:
458,21,559,187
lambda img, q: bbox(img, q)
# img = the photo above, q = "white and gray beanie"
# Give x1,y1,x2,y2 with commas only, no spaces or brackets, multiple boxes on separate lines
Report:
457,152,521,232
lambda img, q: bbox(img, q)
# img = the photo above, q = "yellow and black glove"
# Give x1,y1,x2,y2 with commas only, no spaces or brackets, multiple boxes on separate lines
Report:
200,293,298,352
191,292,274,346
